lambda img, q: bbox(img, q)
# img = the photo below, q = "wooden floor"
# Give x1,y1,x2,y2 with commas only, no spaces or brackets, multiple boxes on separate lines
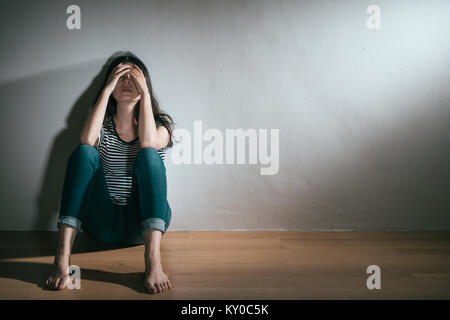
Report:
0,231,449,299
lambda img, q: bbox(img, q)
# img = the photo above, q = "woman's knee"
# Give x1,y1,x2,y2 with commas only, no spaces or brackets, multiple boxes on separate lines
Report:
68,144,100,165
135,147,164,169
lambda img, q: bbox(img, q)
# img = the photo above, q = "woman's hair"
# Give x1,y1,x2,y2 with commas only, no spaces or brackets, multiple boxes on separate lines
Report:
92,51,176,149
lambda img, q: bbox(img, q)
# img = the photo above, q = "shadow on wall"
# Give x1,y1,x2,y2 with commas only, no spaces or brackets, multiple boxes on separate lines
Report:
34,51,127,231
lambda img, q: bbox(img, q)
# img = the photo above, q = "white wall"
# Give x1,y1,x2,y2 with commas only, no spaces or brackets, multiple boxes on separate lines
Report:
0,0,449,231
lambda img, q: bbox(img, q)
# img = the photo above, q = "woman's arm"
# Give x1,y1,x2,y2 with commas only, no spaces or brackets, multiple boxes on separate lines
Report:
80,63,132,146
80,88,110,146
138,93,170,150
128,65,169,149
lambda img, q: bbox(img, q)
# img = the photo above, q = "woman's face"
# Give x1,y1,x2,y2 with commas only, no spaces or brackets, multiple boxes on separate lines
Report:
111,62,141,103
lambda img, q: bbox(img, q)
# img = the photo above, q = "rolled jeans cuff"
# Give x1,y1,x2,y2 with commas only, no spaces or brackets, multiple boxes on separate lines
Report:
142,217,166,234
57,215,82,232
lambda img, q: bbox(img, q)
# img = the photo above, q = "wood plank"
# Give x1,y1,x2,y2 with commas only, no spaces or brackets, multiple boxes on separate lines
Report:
0,231,449,299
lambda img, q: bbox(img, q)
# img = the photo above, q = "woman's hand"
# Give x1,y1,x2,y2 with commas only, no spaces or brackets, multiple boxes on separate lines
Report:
128,65,149,97
104,63,133,95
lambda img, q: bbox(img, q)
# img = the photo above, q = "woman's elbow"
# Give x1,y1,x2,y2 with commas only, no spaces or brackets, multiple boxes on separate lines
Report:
80,134,96,147
140,141,157,149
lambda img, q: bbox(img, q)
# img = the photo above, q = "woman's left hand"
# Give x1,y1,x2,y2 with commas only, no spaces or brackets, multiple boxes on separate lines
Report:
128,65,149,97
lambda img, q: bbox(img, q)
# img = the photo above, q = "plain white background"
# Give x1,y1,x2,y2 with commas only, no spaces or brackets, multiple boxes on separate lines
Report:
0,0,449,231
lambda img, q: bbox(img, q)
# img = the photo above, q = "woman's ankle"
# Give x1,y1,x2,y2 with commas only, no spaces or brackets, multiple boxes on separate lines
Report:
54,251,71,264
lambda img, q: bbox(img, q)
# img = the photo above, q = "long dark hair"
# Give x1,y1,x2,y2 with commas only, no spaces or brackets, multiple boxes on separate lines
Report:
92,51,175,149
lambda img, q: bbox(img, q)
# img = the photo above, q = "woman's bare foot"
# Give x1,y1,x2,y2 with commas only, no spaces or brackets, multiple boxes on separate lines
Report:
144,252,172,294
44,254,71,290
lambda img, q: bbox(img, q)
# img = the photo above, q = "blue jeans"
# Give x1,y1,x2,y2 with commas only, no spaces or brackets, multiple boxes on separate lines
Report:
57,144,172,245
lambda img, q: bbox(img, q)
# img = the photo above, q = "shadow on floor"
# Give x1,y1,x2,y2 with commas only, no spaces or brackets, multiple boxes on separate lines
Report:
0,231,144,260
0,260,149,294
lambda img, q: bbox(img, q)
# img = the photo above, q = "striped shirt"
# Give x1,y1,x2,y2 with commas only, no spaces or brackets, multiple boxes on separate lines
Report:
95,113,167,206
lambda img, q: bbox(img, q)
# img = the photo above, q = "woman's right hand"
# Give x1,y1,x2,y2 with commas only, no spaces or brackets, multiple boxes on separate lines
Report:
103,63,133,95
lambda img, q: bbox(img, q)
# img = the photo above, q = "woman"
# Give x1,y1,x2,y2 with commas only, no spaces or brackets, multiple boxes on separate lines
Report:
44,52,175,294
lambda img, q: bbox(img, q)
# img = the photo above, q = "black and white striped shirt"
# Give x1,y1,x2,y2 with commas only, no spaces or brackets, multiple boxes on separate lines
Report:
95,114,167,206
